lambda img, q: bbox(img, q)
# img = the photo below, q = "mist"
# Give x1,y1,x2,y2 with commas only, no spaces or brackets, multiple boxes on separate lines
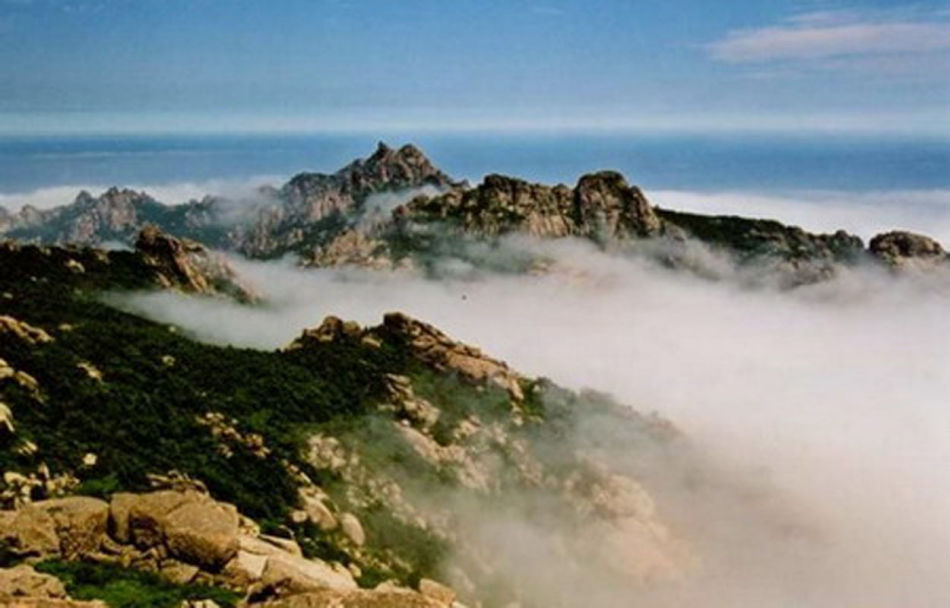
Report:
114,240,950,607
652,188,950,245
0,175,284,212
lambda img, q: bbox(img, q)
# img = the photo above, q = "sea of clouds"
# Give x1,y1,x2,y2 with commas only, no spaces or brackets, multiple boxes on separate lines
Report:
113,232,950,607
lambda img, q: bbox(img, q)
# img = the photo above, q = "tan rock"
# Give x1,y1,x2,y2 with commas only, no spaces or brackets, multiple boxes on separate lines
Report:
0,505,60,558
163,499,240,569
0,401,14,434
75,362,102,382
159,560,200,585
298,489,338,532
0,316,53,345
254,588,449,607
223,549,268,585
418,578,456,604
259,552,357,594
239,534,302,558
339,513,365,547
0,564,67,599
117,490,195,547
33,496,109,559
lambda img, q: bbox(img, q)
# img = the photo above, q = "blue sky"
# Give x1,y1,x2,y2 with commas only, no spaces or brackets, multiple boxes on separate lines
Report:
0,0,948,134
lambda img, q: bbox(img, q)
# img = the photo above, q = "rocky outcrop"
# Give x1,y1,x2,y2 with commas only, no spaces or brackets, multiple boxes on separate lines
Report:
2,188,162,245
403,171,662,241
285,314,687,605
0,565,69,601
0,144,457,260
0,316,54,346
252,588,448,607
134,225,258,302
289,313,525,401
574,171,661,238
381,312,525,401
868,230,948,268
3,143,946,286
0,490,453,606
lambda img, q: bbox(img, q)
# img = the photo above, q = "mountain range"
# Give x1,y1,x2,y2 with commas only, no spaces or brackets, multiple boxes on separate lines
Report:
2,143,946,287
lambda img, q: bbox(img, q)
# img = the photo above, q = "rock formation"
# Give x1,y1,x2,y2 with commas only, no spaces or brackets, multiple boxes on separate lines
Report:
2,142,946,287
134,225,258,302
868,230,948,268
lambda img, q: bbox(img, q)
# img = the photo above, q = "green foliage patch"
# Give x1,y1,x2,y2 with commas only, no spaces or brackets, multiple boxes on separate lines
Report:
34,559,239,608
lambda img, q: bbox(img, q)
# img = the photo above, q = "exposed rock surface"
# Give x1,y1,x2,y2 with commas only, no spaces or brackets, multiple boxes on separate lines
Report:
135,225,258,301
0,490,449,606
0,143,457,260
0,564,69,600
2,188,163,245
2,142,945,286
0,227,254,301
868,230,948,267
286,313,687,604
401,170,662,241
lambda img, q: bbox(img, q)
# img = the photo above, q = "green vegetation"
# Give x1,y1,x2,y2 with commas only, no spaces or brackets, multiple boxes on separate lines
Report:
0,243,410,521
35,560,239,608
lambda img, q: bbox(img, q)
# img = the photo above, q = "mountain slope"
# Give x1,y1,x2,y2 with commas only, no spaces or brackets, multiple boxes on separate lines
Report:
0,236,684,607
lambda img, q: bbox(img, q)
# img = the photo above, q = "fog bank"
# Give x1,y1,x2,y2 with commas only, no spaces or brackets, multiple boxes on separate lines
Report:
116,242,950,607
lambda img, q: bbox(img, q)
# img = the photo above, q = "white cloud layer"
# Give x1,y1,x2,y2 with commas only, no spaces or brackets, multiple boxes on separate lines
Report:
650,189,950,246
0,175,283,212
709,11,950,63
114,240,950,607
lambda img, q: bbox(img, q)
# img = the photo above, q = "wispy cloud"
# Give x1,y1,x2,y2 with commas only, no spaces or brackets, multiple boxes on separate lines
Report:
709,10,950,63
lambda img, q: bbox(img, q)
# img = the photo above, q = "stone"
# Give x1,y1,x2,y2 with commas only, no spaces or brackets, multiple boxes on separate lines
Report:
0,505,60,557
117,490,195,548
33,496,109,559
299,490,338,532
0,564,67,599
253,588,449,607
869,230,947,267
224,549,268,585
163,499,240,569
159,560,200,585
418,578,456,604
0,402,14,434
0,316,53,345
259,552,357,594
339,513,366,547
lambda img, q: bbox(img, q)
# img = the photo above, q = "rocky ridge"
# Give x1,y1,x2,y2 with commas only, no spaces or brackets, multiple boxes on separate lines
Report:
0,225,256,302
2,143,945,286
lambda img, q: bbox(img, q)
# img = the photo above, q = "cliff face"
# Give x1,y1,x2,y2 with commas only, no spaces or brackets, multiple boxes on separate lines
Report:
404,171,662,241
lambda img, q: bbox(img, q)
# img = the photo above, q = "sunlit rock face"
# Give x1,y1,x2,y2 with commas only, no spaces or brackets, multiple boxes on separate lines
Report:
1,142,947,288
868,230,948,269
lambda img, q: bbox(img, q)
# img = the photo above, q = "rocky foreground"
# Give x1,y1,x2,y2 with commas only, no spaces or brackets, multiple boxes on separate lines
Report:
1,143,946,287
0,231,684,607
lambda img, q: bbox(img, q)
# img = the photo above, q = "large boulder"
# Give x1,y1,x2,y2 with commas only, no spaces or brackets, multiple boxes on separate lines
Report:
258,551,357,595
111,490,195,547
253,588,450,607
0,564,67,599
110,490,239,570
0,505,60,558
33,497,109,559
163,499,240,570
